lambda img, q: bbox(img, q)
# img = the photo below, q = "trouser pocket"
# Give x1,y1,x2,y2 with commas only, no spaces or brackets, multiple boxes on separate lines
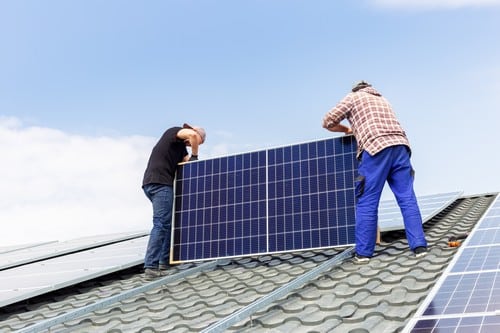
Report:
355,174,365,199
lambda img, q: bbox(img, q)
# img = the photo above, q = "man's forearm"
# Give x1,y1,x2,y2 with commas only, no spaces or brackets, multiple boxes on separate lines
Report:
327,124,351,133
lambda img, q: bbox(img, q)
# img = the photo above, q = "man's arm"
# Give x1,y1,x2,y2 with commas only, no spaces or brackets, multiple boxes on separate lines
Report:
177,128,200,156
322,95,353,134
326,123,352,134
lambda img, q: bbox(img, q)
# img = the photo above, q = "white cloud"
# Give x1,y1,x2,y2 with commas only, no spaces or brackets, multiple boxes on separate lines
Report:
0,117,155,246
371,0,500,9
0,118,255,247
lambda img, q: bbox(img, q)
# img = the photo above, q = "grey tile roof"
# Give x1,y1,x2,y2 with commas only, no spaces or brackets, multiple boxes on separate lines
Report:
0,193,497,333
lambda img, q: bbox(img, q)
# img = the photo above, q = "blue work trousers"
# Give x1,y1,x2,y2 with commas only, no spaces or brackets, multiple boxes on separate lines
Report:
355,145,427,257
143,183,173,269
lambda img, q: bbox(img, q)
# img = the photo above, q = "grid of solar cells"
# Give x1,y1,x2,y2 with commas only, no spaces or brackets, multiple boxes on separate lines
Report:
451,245,500,272
267,137,356,252
468,229,500,246
410,315,500,333
421,271,500,315
171,136,357,263
479,215,500,229
404,194,500,333
172,150,267,262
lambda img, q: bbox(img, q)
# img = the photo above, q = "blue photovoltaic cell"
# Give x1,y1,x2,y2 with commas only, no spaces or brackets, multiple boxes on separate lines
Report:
171,136,357,263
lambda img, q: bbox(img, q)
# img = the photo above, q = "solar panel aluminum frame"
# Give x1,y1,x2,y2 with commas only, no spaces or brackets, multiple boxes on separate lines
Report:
170,136,358,264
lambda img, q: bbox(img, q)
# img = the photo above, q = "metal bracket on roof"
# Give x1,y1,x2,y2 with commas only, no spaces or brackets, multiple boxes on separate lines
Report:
15,260,220,333
201,247,355,333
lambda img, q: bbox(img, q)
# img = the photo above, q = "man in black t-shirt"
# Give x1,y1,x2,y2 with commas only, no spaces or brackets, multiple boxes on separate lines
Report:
142,123,206,279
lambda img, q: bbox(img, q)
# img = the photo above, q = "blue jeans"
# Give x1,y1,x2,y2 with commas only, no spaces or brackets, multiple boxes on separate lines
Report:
355,145,427,257
143,183,173,269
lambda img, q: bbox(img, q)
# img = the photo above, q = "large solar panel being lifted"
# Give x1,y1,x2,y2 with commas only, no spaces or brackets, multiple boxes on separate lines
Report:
403,193,500,333
171,136,358,263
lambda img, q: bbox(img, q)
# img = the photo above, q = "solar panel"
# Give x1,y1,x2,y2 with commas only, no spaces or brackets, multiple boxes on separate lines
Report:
0,231,148,270
0,241,56,255
378,191,463,232
0,236,148,308
450,245,500,272
171,136,358,264
467,228,500,246
410,315,500,332
403,193,500,333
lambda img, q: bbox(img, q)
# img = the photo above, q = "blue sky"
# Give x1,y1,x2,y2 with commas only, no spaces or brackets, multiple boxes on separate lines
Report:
1,0,499,246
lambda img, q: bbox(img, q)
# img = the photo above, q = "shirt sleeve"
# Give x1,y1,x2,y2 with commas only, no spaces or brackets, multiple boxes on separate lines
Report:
322,94,352,128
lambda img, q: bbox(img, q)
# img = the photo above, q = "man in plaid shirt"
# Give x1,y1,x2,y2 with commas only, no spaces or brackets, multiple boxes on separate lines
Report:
322,81,428,263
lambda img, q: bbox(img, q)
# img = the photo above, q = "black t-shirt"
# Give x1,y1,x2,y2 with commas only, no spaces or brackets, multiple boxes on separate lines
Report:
142,127,188,187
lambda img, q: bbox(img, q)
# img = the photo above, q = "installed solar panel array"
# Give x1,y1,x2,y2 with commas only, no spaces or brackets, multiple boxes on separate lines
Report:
378,191,463,232
171,136,358,263
0,233,148,308
403,193,500,332
0,231,147,270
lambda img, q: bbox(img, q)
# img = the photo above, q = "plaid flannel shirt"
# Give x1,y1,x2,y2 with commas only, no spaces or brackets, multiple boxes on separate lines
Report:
322,87,410,159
